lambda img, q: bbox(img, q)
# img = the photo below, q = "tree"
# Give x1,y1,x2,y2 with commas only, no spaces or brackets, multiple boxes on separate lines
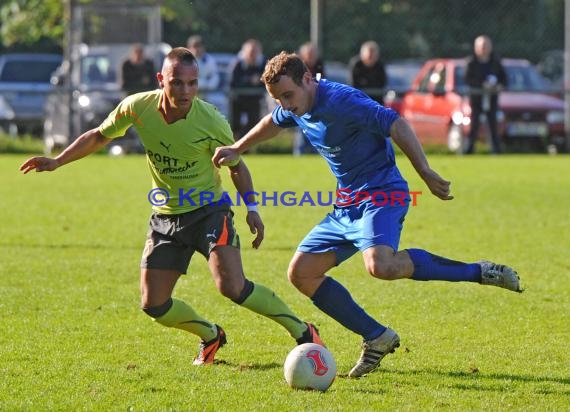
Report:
0,0,64,50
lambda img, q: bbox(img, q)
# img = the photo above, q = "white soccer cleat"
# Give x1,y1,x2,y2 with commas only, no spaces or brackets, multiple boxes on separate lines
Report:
348,327,400,378
479,261,523,292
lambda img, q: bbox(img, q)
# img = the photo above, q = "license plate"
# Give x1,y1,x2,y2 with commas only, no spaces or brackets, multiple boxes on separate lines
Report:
507,122,548,137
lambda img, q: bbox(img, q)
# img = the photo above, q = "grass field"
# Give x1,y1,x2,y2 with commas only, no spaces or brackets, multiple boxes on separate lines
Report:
1,153,569,411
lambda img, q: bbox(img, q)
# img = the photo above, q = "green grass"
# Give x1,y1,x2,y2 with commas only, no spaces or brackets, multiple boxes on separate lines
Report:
1,153,569,411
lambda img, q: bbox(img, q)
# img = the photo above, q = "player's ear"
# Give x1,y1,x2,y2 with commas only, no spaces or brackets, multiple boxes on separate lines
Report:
157,72,164,88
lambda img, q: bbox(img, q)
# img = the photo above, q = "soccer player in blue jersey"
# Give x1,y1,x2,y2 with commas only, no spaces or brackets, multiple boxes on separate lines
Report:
212,51,522,378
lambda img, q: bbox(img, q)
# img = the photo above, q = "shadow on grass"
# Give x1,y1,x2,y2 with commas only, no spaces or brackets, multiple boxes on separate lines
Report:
215,359,282,371
383,368,570,395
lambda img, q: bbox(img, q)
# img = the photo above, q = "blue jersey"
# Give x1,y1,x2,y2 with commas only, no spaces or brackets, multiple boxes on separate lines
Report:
272,79,408,199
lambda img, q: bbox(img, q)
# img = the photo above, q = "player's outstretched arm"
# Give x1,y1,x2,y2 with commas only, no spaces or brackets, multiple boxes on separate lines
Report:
212,114,281,168
390,118,453,200
20,129,112,174
227,159,265,249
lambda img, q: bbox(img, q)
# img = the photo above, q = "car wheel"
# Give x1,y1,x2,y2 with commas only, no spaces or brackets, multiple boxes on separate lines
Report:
447,124,465,153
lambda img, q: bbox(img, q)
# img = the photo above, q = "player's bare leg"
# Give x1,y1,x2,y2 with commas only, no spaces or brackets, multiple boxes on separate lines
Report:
289,251,397,377
208,245,246,300
364,246,521,292
140,268,180,308
287,251,336,296
362,245,414,280
210,245,322,345
140,268,222,364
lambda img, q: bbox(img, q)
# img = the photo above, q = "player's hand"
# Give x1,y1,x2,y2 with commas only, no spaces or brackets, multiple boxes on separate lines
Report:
19,157,59,174
246,211,264,249
421,168,453,200
212,146,239,168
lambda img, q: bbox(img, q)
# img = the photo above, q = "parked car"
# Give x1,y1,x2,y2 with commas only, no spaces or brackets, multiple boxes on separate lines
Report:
0,53,62,135
537,49,564,98
0,95,15,134
323,60,350,84
400,58,565,152
319,59,421,114
43,43,170,154
384,59,423,114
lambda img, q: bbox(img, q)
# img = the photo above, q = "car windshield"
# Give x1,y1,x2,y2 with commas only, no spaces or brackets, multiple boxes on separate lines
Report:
503,65,550,91
386,63,421,90
455,63,550,93
0,60,61,83
82,55,116,85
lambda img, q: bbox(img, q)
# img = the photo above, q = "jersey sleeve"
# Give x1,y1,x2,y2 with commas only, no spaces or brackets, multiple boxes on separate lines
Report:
365,104,400,137
345,94,399,137
98,96,137,139
330,86,399,138
271,105,298,128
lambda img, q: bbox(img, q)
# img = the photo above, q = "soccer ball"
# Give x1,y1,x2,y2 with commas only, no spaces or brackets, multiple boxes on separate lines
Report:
283,343,336,391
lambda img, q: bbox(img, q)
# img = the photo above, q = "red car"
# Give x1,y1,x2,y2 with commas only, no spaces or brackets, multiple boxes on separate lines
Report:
400,58,565,152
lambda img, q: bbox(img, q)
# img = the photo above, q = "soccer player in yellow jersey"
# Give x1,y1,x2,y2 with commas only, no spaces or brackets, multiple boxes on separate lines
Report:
20,47,322,365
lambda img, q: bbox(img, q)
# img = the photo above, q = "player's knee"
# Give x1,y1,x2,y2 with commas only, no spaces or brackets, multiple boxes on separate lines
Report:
367,260,399,280
218,283,241,300
142,298,173,319
216,277,243,301
231,279,254,305
287,262,305,289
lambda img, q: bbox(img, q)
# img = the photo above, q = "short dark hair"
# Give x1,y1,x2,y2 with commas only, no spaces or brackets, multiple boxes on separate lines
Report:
261,51,308,86
165,47,198,66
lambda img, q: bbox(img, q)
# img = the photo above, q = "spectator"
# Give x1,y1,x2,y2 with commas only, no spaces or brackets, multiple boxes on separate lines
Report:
187,35,220,91
464,35,507,154
349,40,387,104
293,42,324,155
229,39,267,140
121,43,156,95
298,42,325,79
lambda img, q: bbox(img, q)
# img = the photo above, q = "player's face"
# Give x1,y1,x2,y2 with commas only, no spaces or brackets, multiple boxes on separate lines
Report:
266,72,315,116
158,61,199,111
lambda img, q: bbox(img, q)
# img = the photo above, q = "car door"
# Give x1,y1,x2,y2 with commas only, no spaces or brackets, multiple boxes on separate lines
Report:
423,62,464,144
401,61,437,138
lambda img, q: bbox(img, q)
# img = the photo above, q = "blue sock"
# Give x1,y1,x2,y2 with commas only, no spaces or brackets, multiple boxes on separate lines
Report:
311,276,385,341
407,248,481,282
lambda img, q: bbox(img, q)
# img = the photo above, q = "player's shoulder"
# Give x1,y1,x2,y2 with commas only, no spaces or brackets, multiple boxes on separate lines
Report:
194,98,226,119
318,79,368,108
122,89,161,108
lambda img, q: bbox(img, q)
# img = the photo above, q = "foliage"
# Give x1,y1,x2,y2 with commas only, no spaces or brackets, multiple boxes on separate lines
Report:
0,0,563,62
0,134,44,154
0,0,64,51
1,153,569,410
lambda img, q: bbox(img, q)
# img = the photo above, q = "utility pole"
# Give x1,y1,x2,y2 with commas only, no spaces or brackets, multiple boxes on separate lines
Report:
565,0,570,151
310,0,323,54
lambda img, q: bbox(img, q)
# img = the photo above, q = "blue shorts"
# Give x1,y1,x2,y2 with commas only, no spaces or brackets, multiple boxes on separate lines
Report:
297,198,409,265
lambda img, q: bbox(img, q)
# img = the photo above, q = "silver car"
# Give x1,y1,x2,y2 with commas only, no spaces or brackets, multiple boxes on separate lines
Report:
0,53,62,135
43,43,169,154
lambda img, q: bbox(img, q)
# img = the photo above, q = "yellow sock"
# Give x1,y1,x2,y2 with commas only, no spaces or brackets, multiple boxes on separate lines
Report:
154,298,217,341
240,283,306,339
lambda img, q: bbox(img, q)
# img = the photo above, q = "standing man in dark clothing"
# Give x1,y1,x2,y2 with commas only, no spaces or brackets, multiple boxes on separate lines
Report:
464,35,507,154
298,42,325,80
230,39,267,140
121,43,157,95
350,41,387,105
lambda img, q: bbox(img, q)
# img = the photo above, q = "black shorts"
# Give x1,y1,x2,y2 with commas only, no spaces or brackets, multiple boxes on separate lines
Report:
140,204,240,274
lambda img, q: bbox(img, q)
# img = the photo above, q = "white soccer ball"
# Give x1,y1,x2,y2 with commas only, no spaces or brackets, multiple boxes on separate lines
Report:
284,343,337,391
